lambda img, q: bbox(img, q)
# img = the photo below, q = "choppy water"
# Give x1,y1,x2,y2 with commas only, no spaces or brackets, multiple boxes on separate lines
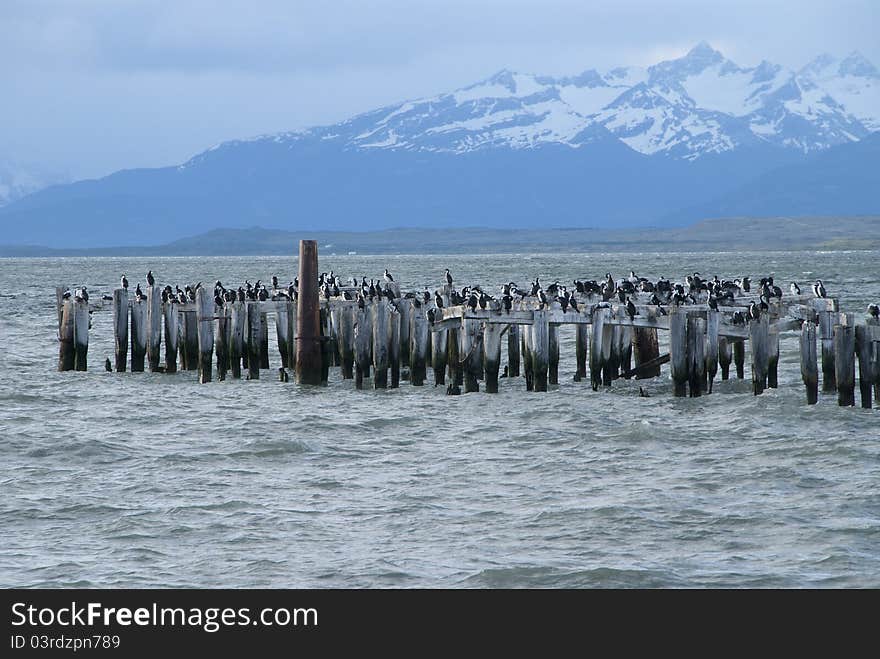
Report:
1,251,879,588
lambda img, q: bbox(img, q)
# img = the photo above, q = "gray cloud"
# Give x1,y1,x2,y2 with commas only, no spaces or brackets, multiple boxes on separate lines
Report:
2,0,878,179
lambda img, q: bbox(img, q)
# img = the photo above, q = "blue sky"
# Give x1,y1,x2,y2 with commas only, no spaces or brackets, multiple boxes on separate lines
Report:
2,0,878,180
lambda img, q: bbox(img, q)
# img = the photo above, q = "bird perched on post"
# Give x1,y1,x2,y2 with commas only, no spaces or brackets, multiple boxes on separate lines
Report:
625,297,637,321
121,274,129,289
445,269,453,286
383,269,394,283
790,282,801,296
146,270,155,286
867,304,879,319
813,280,827,298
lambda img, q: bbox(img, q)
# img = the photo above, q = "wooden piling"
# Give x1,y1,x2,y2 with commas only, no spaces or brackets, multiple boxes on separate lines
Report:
548,324,560,385
632,325,660,379
669,309,688,397
337,305,355,379
799,321,818,405
854,325,873,409
112,289,129,372
574,323,588,381
196,287,214,383
483,321,503,393
354,307,372,389
276,302,291,368
215,304,229,381
767,332,780,389
182,310,199,370
531,309,550,392
55,286,64,340
295,240,322,385
818,309,837,392
130,299,147,372
397,300,412,369
686,317,705,397
705,310,719,393
458,319,480,393
733,339,745,379
146,285,162,372
589,307,608,391
163,299,178,373
522,324,533,391
833,319,855,407
617,324,633,375
58,299,75,371
230,301,245,379
718,336,732,380
319,307,331,384
260,312,270,369
247,302,261,380
431,320,447,386
447,327,462,390
411,308,429,386
749,316,770,396
390,307,401,388
507,323,521,378
372,302,390,389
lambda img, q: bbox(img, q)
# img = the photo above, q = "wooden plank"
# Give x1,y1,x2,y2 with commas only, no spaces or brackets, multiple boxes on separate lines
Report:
621,352,670,379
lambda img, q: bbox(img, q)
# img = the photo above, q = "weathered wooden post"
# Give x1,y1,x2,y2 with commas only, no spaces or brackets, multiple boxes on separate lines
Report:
818,308,837,392
390,307,401,388
447,326,462,391
507,323,521,378
799,321,818,404
669,308,688,397
521,324,533,391
705,309,719,393
163,300,178,373
130,298,147,372
337,305,355,379
319,307,331,384
55,286,64,340
589,307,608,391
196,287,214,384
58,298,75,371
295,240,322,385
458,319,480,393
687,316,705,397
146,285,162,372
531,309,550,392
574,323,588,381
733,339,745,379
397,300,412,369
287,301,297,372
372,302,391,389
548,323,560,385
229,301,245,379
617,324,633,375
410,308,429,386
767,331,780,389
606,325,621,381
718,336,732,380
215,304,229,381
431,316,447,386
276,302,290,368
483,321,503,393
354,307,372,389
260,311,270,369
833,318,855,407
182,310,199,370
112,289,129,372
854,325,873,409
632,321,660,379
749,315,769,395
247,302,261,380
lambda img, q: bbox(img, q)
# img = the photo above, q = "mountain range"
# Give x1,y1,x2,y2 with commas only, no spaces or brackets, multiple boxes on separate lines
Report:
1,42,878,248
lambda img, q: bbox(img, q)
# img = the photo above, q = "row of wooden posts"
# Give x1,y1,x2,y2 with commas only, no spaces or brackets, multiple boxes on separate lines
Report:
55,241,880,407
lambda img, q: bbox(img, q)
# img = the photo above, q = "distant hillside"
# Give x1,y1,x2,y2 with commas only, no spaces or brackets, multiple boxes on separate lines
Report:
2,216,878,256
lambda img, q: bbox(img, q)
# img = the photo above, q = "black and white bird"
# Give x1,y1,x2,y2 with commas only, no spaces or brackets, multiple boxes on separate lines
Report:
868,304,879,319
790,282,801,296
625,297,637,321
272,275,279,289
135,284,145,302
146,270,155,286
434,292,444,309
121,274,129,289
445,269,453,286
747,301,760,320
813,279,827,298
383,269,394,283
537,289,548,309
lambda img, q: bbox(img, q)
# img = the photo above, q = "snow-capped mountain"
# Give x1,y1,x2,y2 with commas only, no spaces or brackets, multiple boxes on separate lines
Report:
204,42,876,163
0,158,67,207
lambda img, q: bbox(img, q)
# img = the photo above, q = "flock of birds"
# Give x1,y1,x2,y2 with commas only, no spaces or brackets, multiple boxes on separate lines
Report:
61,268,880,322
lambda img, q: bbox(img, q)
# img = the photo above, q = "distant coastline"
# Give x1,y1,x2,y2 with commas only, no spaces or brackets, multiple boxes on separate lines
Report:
1,216,878,257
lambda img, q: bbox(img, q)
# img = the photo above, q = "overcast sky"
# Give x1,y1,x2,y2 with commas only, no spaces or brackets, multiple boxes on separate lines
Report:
2,0,878,180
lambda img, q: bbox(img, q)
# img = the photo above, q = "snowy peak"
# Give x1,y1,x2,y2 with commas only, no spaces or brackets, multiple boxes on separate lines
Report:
213,42,878,162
